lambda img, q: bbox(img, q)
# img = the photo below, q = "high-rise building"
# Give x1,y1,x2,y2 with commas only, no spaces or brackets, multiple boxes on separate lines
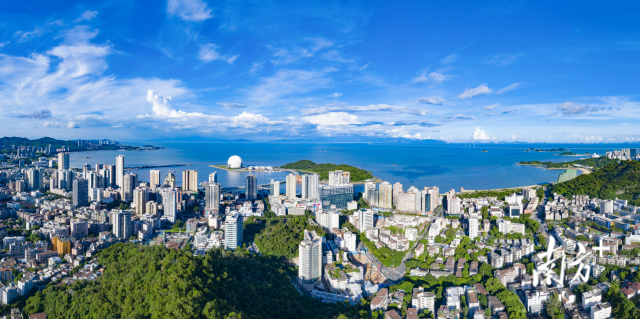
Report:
328,170,350,186
378,182,393,210
164,172,176,188
145,201,158,216
367,187,379,207
269,179,280,196
224,213,243,250
316,211,340,231
245,175,257,200
58,152,69,170
298,230,322,286
73,178,89,207
122,174,138,202
205,183,221,213
162,188,177,223
134,188,148,216
58,170,74,191
358,209,374,232
112,210,132,239
150,170,161,188
27,168,43,190
446,190,461,216
469,213,479,239
209,172,217,183
600,200,614,215
286,174,297,198
344,231,357,252
105,164,116,187
116,155,125,188
301,174,319,199
393,182,404,207
320,184,354,209
364,182,376,204
421,186,440,212
182,170,198,192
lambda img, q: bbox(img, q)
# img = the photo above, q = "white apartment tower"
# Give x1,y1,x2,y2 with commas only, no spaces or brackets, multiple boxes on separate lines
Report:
205,182,221,213
301,174,319,199
328,170,350,186
122,173,138,202
224,213,243,250
421,186,440,212
149,170,161,188
298,230,323,286
209,172,217,183
116,155,125,188
344,231,357,252
286,174,297,199
58,152,69,170
358,209,374,232
134,188,148,217
600,200,614,215
468,213,480,239
162,188,177,223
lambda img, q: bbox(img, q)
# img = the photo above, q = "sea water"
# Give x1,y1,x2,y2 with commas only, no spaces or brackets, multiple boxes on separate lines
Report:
69,142,639,193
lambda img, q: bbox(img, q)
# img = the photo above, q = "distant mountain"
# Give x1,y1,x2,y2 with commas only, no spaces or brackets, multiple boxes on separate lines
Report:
0,136,82,150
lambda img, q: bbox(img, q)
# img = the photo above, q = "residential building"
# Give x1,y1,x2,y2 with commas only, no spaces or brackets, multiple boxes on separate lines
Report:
344,231,357,252
181,170,198,192
412,287,435,314
301,174,320,199
468,213,479,239
590,302,611,319
150,170,161,188
298,230,322,289
112,210,132,240
358,209,374,232
116,155,125,188
73,178,89,207
134,188,148,216
328,170,350,186
122,173,138,202
245,175,257,200
286,174,297,199
58,152,69,170
205,182,221,213
378,182,393,210
583,290,602,309
224,213,243,250
162,188,177,223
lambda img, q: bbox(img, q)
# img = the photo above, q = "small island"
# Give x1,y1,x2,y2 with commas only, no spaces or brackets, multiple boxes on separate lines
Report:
525,147,568,152
518,156,615,170
556,151,590,156
281,159,375,182
482,150,488,152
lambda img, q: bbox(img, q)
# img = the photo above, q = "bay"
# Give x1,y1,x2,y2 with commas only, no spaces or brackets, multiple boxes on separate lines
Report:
69,142,640,193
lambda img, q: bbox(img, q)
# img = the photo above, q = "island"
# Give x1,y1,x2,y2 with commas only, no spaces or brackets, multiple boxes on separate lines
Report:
518,156,615,170
280,159,375,182
556,151,590,156
525,147,568,152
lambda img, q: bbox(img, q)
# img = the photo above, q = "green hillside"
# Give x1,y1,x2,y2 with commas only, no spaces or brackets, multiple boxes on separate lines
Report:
23,243,359,319
281,159,374,181
552,161,640,205
519,156,616,169
0,137,83,150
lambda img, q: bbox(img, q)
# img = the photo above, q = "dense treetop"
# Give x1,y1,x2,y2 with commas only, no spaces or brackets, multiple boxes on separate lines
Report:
552,161,640,205
281,160,374,181
23,243,358,319
253,217,326,259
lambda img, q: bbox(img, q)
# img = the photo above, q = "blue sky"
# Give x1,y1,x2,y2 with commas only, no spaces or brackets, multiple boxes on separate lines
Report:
1,0,640,143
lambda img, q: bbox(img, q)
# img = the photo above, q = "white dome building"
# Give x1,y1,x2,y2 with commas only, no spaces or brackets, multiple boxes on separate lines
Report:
228,155,243,168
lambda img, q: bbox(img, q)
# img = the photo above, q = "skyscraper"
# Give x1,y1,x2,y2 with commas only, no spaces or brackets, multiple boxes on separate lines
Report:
122,173,138,202
298,230,322,287
164,172,176,188
224,213,243,250
245,175,257,200
112,210,132,239
328,171,350,186
393,182,404,207
301,174,319,199
421,186,440,212
269,179,280,196
150,170,161,188
182,170,198,192
134,188,148,216
162,188,177,223
209,172,217,183
73,178,89,207
378,182,393,210
205,182,221,213
116,155,125,188
27,168,43,190
106,164,116,187
58,152,69,170
364,182,376,204
469,213,479,239
286,174,297,198
58,170,74,191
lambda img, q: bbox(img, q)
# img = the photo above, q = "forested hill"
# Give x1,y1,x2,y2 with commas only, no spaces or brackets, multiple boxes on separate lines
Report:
552,161,640,205
0,137,83,150
23,244,360,319
254,218,326,259
281,160,374,181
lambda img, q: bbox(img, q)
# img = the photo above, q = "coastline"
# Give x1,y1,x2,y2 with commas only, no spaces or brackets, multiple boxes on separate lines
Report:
516,163,592,176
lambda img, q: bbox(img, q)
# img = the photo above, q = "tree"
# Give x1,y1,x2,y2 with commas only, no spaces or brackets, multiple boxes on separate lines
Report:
576,235,589,241
545,293,564,319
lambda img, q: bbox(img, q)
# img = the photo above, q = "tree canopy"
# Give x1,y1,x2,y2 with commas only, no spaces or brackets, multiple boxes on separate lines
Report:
281,160,374,182
254,217,326,259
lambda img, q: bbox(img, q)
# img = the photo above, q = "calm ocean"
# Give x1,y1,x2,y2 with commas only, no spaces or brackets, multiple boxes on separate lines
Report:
68,142,640,193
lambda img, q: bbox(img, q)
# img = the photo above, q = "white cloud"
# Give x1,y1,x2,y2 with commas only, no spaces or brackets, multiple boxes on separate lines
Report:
0,41,9,48
216,102,246,109
412,69,452,86
359,63,370,71
442,53,458,64
484,103,499,110
42,122,60,128
198,44,237,64
67,122,79,129
458,84,492,100
167,0,213,22
333,92,342,99
487,53,523,66
582,135,603,142
303,112,359,126
557,101,604,116
496,82,521,94
472,127,492,140
270,38,333,65
418,96,446,105
248,68,336,103
74,10,98,22
303,104,430,116
15,28,46,43
511,135,517,140
386,128,425,140
249,62,263,73
321,50,354,63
